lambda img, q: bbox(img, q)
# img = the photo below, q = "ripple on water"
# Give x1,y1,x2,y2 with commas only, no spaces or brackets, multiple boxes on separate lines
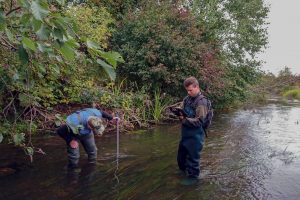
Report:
1,102,300,199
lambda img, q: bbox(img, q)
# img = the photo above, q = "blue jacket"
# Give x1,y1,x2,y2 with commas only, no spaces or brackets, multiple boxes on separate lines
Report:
66,108,102,135
57,108,113,144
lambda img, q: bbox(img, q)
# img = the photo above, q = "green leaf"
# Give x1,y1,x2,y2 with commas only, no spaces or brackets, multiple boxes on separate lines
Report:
18,0,31,8
52,17,68,38
13,133,25,146
98,51,124,68
18,45,29,64
55,0,65,5
96,59,116,81
87,39,100,49
59,43,75,60
0,133,3,143
53,28,64,41
31,0,49,21
22,37,37,51
53,16,67,29
20,13,31,24
51,64,60,75
25,147,34,156
0,10,5,31
5,28,14,42
54,114,64,127
38,64,46,74
32,18,42,32
65,39,79,49
37,42,52,54
36,25,50,40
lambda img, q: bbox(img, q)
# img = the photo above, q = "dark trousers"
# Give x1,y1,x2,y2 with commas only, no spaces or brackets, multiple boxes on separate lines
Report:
177,136,204,178
57,125,97,167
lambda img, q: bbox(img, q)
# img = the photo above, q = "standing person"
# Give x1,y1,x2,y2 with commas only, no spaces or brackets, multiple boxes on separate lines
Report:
177,76,209,181
57,108,117,169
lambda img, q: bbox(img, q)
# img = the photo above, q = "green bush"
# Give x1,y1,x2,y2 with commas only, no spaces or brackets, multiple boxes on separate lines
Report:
110,1,265,109
111,2,219,97
283,88,300,100
65,4,115,49
0,1,120,109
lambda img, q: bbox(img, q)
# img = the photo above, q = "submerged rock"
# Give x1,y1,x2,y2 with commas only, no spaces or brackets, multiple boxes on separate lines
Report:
0,167,16,176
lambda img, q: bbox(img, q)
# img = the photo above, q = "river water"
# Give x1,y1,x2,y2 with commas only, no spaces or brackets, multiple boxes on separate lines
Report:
1,99,300,200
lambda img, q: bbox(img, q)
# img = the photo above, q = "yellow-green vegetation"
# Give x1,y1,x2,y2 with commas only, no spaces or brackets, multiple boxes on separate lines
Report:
151,90,170,123
98,81,170,126
66,5,115,49
283,88,300,100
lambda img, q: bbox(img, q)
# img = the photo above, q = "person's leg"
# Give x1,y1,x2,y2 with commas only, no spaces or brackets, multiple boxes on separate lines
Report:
81,134,97,164
57,125,80,168
177,141,187,172
185,138,203,178
57,124,71,144
67,144,80,168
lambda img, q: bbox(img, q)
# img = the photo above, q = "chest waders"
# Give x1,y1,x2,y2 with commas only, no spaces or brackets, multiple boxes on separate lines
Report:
177,95,205,179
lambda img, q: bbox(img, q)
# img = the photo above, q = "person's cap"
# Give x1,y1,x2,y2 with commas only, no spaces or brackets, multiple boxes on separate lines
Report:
88,117,105,135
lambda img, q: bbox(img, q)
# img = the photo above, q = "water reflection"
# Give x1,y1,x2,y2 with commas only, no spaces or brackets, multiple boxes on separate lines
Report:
0,100,300,199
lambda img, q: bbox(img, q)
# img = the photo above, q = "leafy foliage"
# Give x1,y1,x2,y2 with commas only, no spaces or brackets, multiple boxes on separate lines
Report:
111,0,269,108
189,0,269,66
0,0,123,151
112,2,217,97
65,5,115,49
0,0,123,107
0,120,37,146
89,0,142,20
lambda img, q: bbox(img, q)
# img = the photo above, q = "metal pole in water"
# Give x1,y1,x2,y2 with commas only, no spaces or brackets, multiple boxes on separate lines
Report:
114,112,120,186
116,113,119,166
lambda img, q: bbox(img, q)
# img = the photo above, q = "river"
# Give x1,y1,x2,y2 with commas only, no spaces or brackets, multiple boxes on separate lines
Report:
0,98,300,200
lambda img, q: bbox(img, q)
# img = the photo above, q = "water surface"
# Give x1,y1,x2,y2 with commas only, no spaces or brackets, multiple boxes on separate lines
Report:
1,100,300,200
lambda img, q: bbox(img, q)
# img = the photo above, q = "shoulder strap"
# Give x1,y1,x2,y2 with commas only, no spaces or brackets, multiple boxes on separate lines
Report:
197,94,212,110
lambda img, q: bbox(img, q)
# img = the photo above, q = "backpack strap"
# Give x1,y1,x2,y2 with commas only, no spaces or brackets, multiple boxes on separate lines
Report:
195,94,212,138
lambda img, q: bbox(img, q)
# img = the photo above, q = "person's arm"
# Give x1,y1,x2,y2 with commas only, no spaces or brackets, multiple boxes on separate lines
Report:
101,111,113,120
181,104,208,128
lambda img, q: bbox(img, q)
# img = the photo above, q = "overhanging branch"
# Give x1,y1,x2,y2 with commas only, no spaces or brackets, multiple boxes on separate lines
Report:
6,6,21,16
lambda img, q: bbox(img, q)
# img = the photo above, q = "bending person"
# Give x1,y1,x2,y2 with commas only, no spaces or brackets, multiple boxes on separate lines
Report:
57,108,117,169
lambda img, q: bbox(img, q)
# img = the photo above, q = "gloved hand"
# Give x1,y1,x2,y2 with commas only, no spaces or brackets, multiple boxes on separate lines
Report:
113,116,120,121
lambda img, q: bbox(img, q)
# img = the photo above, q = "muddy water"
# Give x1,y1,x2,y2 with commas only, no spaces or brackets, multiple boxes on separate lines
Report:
0,99,300,200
